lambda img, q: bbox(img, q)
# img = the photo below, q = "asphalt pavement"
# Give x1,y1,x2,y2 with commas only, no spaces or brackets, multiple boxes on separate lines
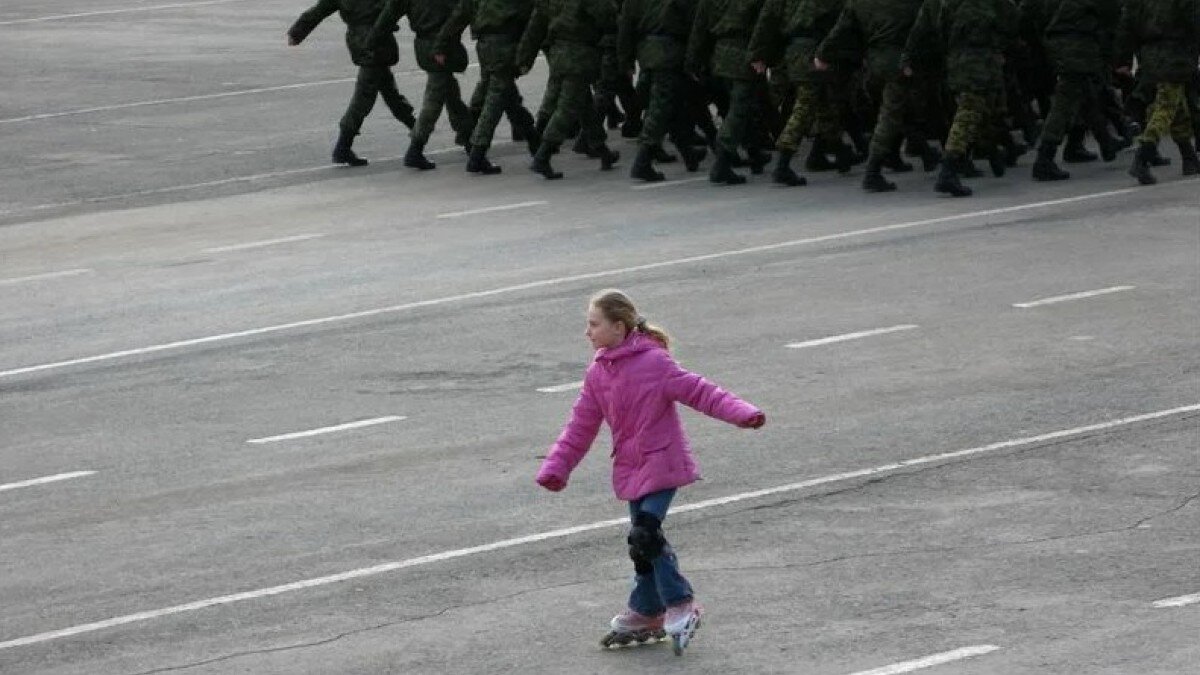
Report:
2,2,1198,674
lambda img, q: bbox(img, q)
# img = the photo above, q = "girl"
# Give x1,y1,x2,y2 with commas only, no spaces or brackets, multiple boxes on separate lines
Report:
536,289,765,654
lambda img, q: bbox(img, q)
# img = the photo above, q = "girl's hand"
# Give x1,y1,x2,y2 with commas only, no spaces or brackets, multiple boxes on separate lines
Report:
741,412,766,429
537,474,566,492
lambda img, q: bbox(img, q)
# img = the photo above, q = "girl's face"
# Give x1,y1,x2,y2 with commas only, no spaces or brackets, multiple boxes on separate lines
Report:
586,306,627,350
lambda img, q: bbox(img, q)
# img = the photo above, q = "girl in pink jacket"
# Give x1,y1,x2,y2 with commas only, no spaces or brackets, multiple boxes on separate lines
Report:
536,289,765,654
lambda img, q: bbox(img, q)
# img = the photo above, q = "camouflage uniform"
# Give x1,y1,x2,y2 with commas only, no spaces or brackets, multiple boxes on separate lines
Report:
903,0,1014,195
1116,0,1200,183
403,0,475,148
517,0,620,177
689,0,771,182
1021,0,1123,166
437,0,539,171
817,0,935,189
288,0,416,163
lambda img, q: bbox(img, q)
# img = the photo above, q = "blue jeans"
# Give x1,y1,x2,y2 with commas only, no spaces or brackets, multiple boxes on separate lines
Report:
627,488,694,616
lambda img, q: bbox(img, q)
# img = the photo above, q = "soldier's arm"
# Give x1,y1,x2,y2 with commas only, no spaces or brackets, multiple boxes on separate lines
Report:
900,0,938,73
617,0,639,72
366,0,408,47
434,0,473,54
685,0,715,73
747,0,781,65
287,0,340,44
516,3,549,73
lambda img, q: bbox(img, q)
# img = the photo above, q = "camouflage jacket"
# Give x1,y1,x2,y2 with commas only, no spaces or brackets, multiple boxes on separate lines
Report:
517,0,619,76
1115,0,1199,83
372,0,472,72
748,0,847,82
617,0,698,71
902,0,1016,92
288,0,401,67
816,0,926,80
687,0,768,79
435,0,533,73
1019,0,1121,74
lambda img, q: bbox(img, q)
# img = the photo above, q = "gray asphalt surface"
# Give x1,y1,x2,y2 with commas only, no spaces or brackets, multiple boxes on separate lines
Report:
2,2,1198,674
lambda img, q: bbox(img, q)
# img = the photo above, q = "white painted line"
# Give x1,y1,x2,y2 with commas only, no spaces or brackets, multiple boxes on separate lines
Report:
786,325,918,349
631,176,709,191
0,268,92,286
246,416,406,444
0,471,96,493
202,233,325,254
846,645,1001,675
1013,285,1136,308
0,186,1179,380
436,201,548,220
536,381,583,393
0,0,251,25
1153,593,1200,609
0,404,1194,652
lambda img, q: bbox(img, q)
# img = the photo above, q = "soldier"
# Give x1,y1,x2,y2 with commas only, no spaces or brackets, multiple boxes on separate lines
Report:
517,0,622,179
749,0,850,187
903,0,1016,197
435,0,541,174
372,0,476,170
618,0,709,181
815,0,938,192
689,0,773,184
288,0,417,167
1021,0,1125,181
1116,0,1200,184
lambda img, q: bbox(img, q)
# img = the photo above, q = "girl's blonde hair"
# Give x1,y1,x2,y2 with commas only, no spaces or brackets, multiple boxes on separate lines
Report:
590,289,671,350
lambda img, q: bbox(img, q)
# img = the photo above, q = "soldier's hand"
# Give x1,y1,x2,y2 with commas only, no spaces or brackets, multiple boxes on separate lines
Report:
433,53,446,66
750,60,767,75
812,57,829,71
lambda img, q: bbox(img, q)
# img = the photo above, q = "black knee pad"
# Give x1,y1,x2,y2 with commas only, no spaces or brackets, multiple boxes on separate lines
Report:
627,511,666,572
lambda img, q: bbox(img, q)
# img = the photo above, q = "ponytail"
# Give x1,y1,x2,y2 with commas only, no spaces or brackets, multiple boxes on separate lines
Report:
590,289,672,351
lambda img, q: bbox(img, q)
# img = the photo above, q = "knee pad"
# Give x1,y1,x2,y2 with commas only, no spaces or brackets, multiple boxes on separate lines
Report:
627,511,666,571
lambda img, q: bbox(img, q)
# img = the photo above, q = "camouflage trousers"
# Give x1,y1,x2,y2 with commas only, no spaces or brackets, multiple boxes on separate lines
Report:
1140,82,1194,144
536,72,563,127
777,81,840,153
1040,73,1106,145
716,79,760,153
542,76,607,148
639,69,683,148
868,78,927,159
339,65,414,136
412,71,474,144
945,91,1002,156
470,70,535,150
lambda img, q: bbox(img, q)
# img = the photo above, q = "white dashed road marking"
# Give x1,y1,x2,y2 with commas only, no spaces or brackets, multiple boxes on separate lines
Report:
786,325,919,349
0,471,96,493
246,416,406,444
1013,285,1135,308
844,645,1001,675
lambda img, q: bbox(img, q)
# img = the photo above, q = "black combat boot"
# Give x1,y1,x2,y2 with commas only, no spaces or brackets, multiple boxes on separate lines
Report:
1178,138,1200,176
832,141,856,174
530,142,563,180
747,148,772,175
805,138,835,171
1128,142,1158,185
466,146,501,175
630,145,665,182
593,144,620,171
1031,142,1070,181
332,131,368,167
653,146,678,163
1095,128,1124,162
935,156,973,197
986,143,1007,177
771,150,807,186
403,138,436,170
525,125,542,157
880,150,914,173
1063,127,1097,163
861,155,897,192
709,149,747,185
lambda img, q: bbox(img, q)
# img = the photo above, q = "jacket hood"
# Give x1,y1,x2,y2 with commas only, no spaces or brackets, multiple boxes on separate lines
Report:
594,332,661,364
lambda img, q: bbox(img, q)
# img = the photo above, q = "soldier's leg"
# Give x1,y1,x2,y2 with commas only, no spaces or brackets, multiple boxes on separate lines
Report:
377,67,416,128
815,83,854,173
769,81,820,187
334,65,383,166
631,69,675,182
1033,73,1084,179
710,79,756,185
1134,82,1194,183
937,91,987,197
469,79,486,121
863,79,907,192
443,75,474,146
502,80,540,154
1170,87,1198,176
537,72,563,133
412,72,448,145
466,69,507,174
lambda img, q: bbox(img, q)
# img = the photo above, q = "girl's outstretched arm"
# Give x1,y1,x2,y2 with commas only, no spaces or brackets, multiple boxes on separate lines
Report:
536,372,604,490
663,354,763,428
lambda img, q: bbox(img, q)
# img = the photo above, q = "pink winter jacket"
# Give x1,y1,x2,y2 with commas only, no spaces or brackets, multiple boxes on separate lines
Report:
537,332,762,501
